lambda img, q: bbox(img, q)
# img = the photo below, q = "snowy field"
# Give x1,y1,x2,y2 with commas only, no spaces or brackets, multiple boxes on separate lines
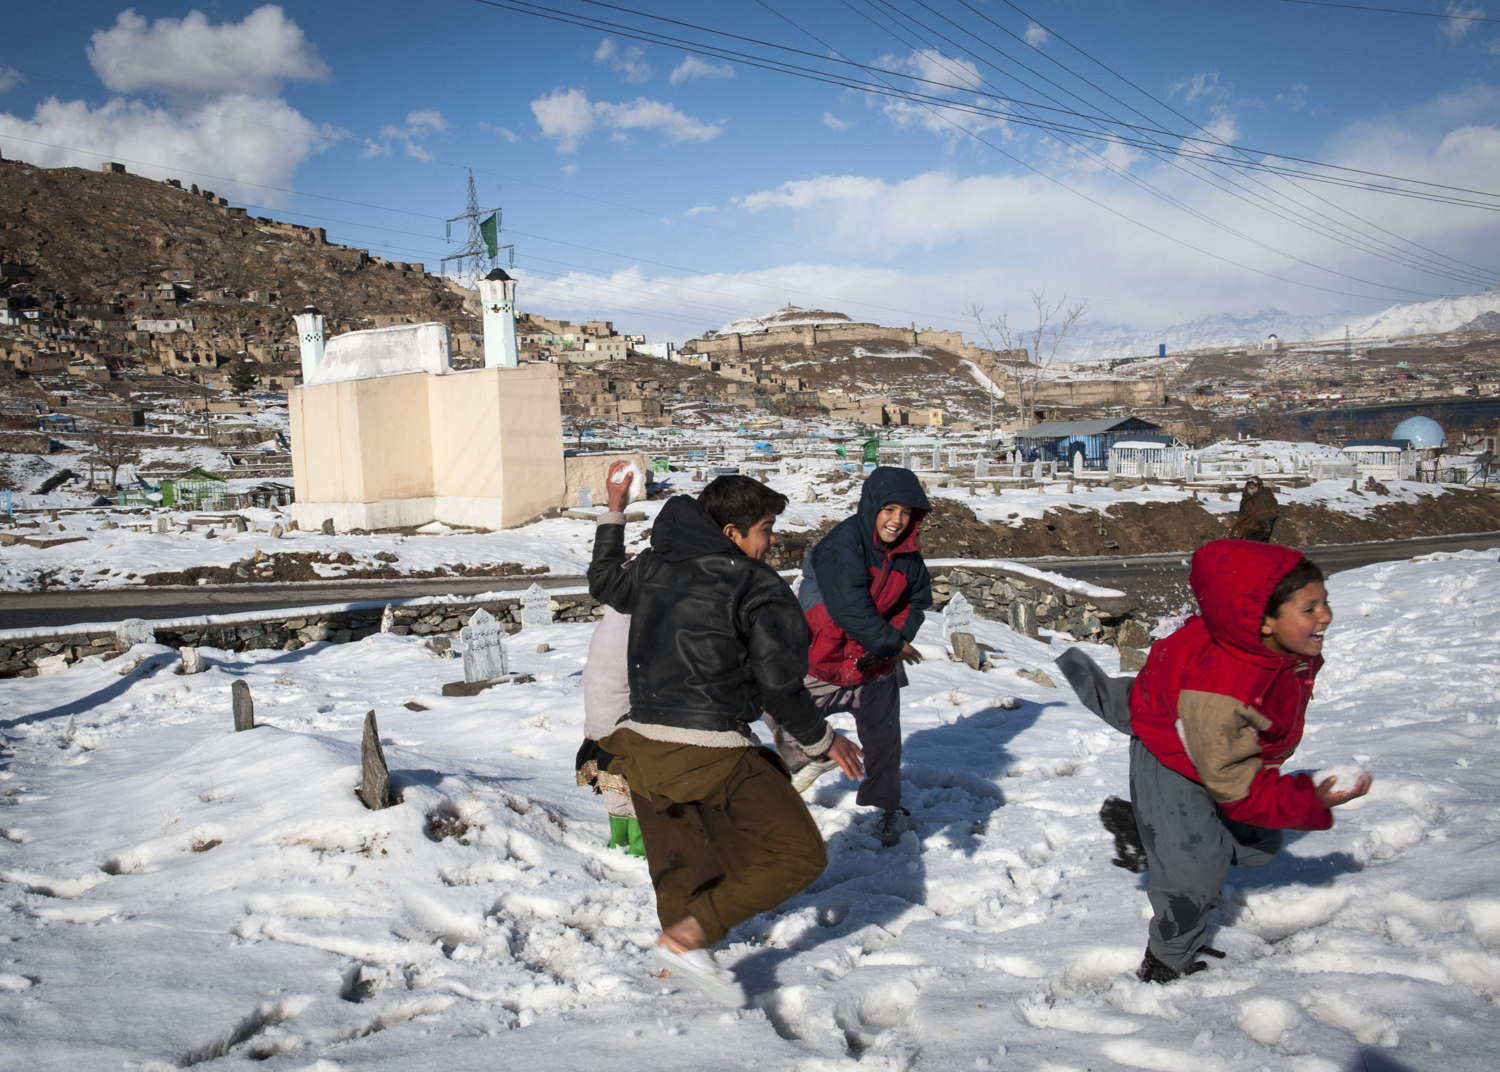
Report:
2,549,1498,1070
0,447,1470,593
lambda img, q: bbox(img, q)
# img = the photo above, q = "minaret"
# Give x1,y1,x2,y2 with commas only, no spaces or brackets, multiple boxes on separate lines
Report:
293,305,326,381
477,269,519,368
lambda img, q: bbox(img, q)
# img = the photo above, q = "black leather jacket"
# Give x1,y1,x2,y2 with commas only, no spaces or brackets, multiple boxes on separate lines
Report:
587,495,832,750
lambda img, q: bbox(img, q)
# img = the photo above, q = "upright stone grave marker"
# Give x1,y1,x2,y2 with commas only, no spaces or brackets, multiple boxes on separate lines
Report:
933,444,943,470
232,679,255,732
116,618,155,649
948,449,958,470
270,522,284,539
975,455,988,479
357,710,392,810
901,446,912,470
1032,458,1044,482
380,604,395,634
520,583,553,630
234,516,248,533
578,486,593,509
1012,460,1022,479
1073,450,1085,478
180,646,206,675
460,608,508,683
943,591,974,640
320,518,334,535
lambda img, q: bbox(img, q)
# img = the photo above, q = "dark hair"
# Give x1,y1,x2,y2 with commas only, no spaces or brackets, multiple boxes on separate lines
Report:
698,475,788,535
1265,557,1324,617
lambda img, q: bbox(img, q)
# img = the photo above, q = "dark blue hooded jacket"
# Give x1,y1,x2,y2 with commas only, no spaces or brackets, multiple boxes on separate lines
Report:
800,466,932,686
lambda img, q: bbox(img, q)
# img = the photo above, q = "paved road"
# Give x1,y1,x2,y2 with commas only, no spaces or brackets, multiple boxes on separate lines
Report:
1026,530,1500,618
3,532,1498,632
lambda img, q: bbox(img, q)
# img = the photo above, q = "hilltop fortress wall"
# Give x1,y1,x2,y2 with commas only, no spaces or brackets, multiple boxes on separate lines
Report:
685,321,987,360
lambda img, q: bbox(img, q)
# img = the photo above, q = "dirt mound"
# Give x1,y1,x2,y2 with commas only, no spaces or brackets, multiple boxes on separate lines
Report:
774,486,1500,567
142,552,548,586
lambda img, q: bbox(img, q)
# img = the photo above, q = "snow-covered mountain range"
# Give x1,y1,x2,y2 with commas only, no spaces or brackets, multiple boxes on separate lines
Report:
1063,291,1500,363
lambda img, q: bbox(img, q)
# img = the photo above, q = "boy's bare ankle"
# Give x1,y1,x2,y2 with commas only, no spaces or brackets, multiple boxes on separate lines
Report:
660,916,709,952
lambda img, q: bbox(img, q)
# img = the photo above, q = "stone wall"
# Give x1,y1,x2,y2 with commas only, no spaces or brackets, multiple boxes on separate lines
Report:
0,567,1151,678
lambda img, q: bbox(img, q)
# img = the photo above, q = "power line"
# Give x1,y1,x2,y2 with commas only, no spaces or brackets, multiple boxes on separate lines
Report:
1269,0,1500,24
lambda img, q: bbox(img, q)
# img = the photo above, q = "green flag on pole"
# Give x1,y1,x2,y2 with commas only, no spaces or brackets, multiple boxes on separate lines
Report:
861,436,880,464
479,213,499,258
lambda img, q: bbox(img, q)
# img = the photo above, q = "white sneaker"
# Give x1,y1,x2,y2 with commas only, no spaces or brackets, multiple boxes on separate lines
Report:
791,758,841,794
651,941,747,1007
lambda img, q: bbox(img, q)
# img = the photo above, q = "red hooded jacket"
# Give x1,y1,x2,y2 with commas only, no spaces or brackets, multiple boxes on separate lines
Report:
1130,539,1333,830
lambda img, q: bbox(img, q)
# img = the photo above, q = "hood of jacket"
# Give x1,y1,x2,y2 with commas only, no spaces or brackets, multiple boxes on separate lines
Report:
856,466,931,557
1189,538,1307,668
650,494,743,564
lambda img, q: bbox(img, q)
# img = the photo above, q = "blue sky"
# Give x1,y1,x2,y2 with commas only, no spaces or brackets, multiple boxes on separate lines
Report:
3,1,1500,346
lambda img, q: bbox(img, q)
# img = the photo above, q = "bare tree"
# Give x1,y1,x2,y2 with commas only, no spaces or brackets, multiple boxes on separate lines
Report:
968,292,1087,426
86,427,139,492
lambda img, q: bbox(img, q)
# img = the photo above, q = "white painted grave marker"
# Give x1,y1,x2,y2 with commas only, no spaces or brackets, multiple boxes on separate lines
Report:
460,608,508,682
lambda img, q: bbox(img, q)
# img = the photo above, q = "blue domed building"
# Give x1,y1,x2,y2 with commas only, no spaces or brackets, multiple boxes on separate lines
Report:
1391,416,1446,449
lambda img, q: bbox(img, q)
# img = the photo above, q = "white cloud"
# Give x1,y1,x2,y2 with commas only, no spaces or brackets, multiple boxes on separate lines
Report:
823,112,854,131
1276,83,1310,111
670,56,734,86
684,205,716,216
1442,4,1485,46
594,38,652,84
0,7,334,206
87,5,330,106
1024,22,1049,48
365,109,449,158
1169,71,1231,107
531,87,721,152
0,93,335,204
875,50,1006,139
0,66,23,94
481,122,522,143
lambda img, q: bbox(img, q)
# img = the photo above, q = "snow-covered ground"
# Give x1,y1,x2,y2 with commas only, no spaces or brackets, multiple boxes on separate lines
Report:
2,547,1498,1069
0,445,1471,593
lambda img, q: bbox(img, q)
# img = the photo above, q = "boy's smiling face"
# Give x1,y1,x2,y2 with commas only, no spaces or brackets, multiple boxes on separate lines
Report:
875,503,913,546
725,512,778,562
1261,580,1333,656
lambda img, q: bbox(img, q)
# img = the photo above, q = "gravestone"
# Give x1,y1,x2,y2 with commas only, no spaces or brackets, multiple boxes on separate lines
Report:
357,710,392,810
802,484,817,503
460,608,508,683
1008,600,1039,638
578,486,593,509
520,583,553,630
179,646,206,675
1048,460,1058,478
270,523,283,539
780,458,792,478
35,653,68,676
320,518,334,535
1031,458,1044,482
1073,451,1084,478
379,604,395,634
1012,460,1022,479
948,449,958,469
232,679,254,732
116,618,154,649
943,591,974,639
156,517,168,533
974,455,988,479
901,446,912,469
933,444,942,470
288,520,299,531
950,631,984,671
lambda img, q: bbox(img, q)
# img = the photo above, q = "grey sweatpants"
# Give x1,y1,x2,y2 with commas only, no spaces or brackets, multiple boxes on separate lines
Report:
1130,737,1282,971
763,670,905,811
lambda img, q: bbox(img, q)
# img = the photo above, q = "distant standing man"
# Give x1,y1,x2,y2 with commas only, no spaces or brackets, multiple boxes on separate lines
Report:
1232,476,1279,542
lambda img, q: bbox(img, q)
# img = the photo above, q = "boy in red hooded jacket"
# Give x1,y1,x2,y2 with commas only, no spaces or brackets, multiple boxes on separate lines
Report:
1060,539,1371,982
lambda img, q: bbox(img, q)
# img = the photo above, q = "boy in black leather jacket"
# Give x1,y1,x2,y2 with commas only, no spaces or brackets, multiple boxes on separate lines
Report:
588,469,862,1006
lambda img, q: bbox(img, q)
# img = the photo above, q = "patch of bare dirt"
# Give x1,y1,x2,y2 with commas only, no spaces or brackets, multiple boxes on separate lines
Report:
142,553,549,586
772,486,1500,566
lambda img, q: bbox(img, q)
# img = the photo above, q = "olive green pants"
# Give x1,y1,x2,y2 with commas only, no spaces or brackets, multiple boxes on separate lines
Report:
601,728,827,945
